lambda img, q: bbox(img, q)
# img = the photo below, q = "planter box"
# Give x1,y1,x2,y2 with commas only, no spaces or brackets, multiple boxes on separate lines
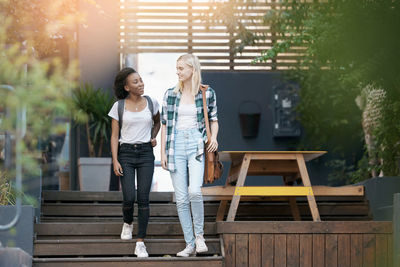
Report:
0,205,35,256
360,176,400,221
78,157,111,191
0,247,31,267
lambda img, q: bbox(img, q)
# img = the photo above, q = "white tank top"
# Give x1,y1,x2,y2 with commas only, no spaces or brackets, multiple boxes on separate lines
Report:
176,103,197,130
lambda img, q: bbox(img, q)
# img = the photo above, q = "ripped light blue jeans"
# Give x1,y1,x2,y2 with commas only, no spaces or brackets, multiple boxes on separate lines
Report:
170,128,205,247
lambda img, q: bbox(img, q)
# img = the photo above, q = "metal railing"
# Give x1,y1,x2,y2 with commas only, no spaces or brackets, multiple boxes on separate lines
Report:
0,85,26,231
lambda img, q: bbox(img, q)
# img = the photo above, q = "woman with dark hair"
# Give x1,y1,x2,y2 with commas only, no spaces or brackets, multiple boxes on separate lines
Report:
108,67,160,257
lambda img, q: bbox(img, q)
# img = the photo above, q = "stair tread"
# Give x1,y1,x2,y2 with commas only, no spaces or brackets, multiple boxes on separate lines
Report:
34,222,218,237
34,238,221,256
42,191,174,202
35,222,215,226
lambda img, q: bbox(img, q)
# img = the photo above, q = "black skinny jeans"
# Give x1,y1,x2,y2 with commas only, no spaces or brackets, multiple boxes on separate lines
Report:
118,142,154,239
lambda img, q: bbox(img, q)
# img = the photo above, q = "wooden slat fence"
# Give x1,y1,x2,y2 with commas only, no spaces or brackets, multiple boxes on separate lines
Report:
217,221,393,267
120,0,304,70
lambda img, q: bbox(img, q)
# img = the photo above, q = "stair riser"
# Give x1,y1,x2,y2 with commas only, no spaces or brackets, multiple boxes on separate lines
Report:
41,203,370,217
35,223,217,237
34,241,221,256
34,260,223,267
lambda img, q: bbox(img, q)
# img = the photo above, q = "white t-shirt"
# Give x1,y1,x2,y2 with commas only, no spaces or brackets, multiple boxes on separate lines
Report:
108,97,160,144
176,103,197,130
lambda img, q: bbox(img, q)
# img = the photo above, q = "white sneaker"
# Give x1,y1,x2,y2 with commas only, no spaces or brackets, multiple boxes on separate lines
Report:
120,223,133,240
176,243,196,257
195,234,208,253
134,241,149,257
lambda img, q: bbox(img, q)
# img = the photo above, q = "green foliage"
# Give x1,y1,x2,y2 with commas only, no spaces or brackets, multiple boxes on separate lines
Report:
0,0,110,58
0,171,15,205
374,91,400,175
0,172,38,206
0,16,79,177
213,0,400,182
0,0,82,57
288,67,363,155
72,83,114,157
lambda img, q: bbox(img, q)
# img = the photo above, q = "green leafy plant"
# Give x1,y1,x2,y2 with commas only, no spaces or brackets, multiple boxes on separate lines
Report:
0,172,37,206
211,0,400,182
0,0,107,58
0,172,15,205
0,23,79,177
72,83,114,157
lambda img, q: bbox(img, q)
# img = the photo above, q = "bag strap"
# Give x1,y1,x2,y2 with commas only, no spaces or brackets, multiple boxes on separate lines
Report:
143,95,154,117
201,85,211,143
144,95,156,138
117,99,125,138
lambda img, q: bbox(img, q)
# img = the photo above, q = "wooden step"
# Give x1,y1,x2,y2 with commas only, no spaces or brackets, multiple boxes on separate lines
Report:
40,191,371,221
39,214,371,222
33,256,224,267
40,216,182,223
42,191,173,203
43,190,367,203
41,202,371,218
34,238,221,257
35,222,217,239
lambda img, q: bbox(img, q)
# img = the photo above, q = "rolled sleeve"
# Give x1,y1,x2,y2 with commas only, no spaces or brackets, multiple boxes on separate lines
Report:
208,88,218,121
161,90,168,125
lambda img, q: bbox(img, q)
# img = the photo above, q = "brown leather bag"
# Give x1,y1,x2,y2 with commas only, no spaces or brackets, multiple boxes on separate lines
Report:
201,85,223,184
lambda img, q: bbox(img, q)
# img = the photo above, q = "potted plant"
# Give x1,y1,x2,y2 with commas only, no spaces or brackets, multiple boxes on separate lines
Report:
72,83,114,191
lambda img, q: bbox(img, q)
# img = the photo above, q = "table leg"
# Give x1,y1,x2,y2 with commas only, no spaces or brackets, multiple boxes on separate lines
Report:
226,154,251,221
283,175,301,221
216,200,227,221
296,154,321,222
216,160,242,221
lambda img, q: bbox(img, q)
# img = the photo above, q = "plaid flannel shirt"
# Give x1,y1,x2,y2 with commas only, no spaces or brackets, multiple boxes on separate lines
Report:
161,86,218,172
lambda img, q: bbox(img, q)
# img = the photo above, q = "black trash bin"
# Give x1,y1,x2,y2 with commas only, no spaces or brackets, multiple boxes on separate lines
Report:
238,101,261,138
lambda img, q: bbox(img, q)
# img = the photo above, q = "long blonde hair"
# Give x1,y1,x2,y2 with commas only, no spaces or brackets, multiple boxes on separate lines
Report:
174,54,202,96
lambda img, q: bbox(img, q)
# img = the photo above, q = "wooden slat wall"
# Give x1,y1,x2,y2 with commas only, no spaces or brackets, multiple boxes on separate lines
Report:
218,221,393,267
120,0,303,70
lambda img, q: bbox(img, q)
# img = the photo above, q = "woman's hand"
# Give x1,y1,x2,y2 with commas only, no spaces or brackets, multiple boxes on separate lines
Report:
161,152,168,170
207,137,218,153
150,138,157,147
113,160,124,176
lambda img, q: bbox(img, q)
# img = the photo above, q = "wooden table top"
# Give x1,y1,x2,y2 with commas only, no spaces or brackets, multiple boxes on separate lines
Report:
219,151,327,162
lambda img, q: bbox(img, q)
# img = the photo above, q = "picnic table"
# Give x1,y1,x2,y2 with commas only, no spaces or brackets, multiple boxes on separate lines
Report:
202,151,364,222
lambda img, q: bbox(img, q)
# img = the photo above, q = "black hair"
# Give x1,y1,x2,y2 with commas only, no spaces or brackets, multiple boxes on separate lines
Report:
113,67,137,99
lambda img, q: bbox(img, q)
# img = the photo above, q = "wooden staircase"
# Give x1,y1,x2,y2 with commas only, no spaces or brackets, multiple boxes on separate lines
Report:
33,191,224,267
33,190,371,266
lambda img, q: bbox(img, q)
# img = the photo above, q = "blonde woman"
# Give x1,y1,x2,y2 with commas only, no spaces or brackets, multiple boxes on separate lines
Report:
161,54,219,257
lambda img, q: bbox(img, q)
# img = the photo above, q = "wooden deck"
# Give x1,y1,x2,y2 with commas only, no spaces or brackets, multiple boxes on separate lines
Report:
33,190,394,267
218,221,393,267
